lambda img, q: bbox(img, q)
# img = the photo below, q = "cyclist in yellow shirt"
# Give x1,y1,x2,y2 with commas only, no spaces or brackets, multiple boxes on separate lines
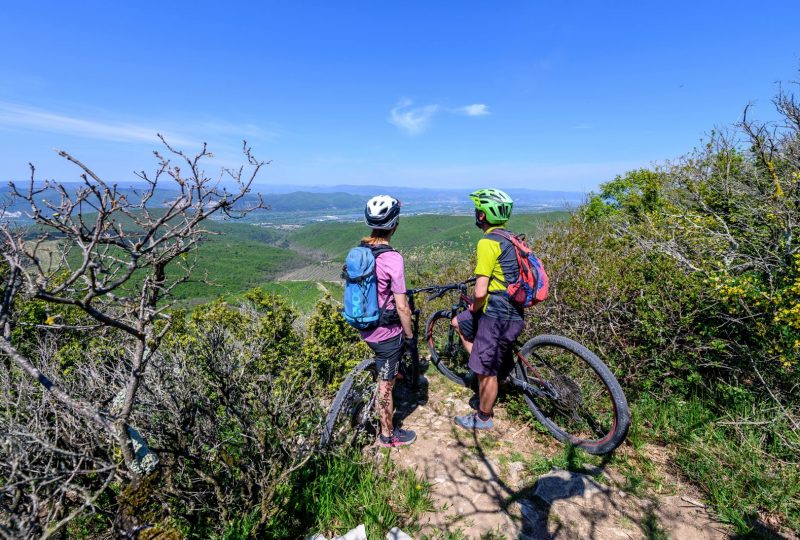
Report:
452,188,525,430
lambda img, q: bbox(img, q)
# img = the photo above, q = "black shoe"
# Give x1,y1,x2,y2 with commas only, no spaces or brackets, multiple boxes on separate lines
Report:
378,428,417,447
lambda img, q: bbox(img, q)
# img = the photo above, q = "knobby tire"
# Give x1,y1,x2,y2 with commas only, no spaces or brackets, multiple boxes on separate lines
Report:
513,334,630,455
320,358,379,450
426,309,474,388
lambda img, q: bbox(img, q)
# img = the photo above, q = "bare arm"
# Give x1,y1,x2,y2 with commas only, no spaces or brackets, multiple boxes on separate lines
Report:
393,292,414,338
471,275,490,313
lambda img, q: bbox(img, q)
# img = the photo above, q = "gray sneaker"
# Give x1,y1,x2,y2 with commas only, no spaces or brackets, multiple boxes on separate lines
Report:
454,412,494,430
378,428,417,447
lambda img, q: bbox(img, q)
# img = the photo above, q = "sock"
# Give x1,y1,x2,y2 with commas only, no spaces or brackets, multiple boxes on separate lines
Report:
477,410,492,421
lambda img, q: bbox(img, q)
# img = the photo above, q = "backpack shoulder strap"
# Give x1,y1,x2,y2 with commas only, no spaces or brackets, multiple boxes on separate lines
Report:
484,229,524,290
365,242,396,258
363,243,399,326
486,228,518,242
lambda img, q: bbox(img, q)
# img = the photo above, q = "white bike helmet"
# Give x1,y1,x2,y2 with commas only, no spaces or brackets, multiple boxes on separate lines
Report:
365,195,401,230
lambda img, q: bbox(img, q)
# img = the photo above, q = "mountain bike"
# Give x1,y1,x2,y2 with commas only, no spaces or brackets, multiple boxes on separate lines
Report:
320,283,439,450
425,279,630,455
321,279,631,455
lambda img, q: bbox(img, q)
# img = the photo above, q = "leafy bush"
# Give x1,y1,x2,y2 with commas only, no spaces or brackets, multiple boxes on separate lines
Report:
519,83,800,533
3,290,323,537
301,297,370,389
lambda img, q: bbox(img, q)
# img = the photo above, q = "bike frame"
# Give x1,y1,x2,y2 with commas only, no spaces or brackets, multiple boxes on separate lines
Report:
404,279,473,389
405,288,422,389
419,278,560,401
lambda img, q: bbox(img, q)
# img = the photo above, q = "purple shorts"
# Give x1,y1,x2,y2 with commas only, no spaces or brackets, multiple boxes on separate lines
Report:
455,310,525,377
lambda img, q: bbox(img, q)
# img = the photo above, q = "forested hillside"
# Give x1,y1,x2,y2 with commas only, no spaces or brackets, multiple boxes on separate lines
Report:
288,212,567,259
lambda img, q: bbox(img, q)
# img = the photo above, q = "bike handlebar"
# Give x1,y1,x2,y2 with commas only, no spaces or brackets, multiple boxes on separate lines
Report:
408,277,476,300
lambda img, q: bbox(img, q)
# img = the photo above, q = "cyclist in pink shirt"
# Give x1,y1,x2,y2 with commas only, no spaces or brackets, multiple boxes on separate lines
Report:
359,195,417,447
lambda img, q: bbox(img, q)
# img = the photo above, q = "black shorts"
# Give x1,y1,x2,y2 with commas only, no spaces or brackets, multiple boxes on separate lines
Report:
366,334,403,381
455,310,525,377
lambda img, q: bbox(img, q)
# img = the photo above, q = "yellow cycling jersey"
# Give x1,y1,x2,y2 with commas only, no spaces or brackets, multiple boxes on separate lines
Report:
473,226,524,320
474,226,509,293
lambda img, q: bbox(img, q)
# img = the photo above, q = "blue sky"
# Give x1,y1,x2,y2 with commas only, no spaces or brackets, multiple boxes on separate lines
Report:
1,1,798,192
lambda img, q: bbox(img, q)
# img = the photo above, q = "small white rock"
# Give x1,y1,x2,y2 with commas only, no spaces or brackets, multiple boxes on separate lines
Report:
332,524,367,540
508,462,525,475
386,526,413,540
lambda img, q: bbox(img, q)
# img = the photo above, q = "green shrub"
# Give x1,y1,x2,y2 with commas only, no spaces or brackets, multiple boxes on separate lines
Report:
499,84,800,533
301,297,370,389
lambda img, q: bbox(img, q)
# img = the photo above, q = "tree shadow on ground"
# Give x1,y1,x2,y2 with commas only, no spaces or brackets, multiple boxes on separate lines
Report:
429,428,732,540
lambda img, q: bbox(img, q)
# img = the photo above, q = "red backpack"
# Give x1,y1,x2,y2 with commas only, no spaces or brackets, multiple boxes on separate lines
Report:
489,229,549,307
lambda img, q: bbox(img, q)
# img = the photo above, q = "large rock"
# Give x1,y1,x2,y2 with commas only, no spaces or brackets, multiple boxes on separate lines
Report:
531,468,605,504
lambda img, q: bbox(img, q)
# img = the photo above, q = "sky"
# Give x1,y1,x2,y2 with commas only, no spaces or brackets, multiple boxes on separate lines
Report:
1,1,799,193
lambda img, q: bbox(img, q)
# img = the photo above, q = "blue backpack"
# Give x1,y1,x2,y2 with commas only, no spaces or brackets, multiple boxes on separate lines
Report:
342,243,396,330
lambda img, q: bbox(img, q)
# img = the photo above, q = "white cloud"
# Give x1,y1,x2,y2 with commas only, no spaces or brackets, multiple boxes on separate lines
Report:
0,102,193,145
0,102,277,148
388,99,492,134
456,104,490,116
388,98,439,135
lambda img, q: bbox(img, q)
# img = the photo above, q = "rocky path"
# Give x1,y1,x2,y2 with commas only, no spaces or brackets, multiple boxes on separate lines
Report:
383,371,732,540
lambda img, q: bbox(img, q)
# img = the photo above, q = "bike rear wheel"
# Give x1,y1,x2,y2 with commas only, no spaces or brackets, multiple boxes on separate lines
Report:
426,309,474,388
320,358,379,450
512,334,630,455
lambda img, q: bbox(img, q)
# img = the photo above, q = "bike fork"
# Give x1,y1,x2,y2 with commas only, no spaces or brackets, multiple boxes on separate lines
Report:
411,307,421,389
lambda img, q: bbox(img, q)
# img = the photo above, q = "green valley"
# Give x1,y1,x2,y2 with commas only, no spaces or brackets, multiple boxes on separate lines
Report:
167,211,568,308
287,211,568,260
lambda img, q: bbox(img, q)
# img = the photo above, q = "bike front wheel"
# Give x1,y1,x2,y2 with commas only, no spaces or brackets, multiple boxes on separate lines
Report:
426,309,474,388
512,334,630,455
320,358,379,450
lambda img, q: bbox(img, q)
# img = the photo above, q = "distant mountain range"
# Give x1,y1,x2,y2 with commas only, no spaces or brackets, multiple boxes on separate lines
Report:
260,184,586,205
0,183,585,225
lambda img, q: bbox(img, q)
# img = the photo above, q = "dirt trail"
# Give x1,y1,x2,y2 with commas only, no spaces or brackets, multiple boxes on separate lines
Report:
275,261,342,282
384,371,732,539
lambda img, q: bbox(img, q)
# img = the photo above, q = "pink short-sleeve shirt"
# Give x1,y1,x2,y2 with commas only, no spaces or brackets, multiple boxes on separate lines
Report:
359,250,406,343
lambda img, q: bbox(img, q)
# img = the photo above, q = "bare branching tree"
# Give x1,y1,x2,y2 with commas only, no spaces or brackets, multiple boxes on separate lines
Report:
1,345,119,539
1,138,267,537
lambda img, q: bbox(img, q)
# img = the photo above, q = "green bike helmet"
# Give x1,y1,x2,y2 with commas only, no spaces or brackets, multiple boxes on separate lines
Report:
469,188,513,224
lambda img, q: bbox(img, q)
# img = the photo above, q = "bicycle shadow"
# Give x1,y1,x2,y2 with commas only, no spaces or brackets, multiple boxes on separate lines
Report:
412,423,732,539
391,363,431,428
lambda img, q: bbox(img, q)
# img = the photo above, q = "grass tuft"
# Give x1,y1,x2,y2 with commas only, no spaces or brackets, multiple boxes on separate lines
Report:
634,395,800,535
263,451,435,539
